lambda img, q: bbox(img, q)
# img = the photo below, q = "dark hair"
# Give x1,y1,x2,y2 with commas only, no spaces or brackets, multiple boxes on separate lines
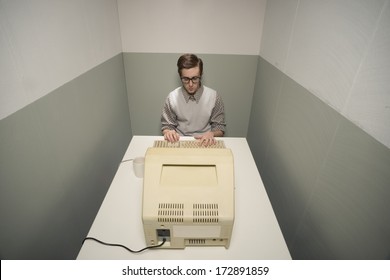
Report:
177,53,203,76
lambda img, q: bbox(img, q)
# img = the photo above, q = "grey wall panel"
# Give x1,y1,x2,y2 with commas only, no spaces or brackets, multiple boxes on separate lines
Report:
263,73,340,247
123,53,258,137
247,57,285,171
248,56,390,259
0,54,132,259
123,53,179,136
292,118,390,259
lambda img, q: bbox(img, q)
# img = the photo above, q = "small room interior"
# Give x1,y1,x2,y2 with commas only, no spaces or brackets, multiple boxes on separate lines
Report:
1,0,389,260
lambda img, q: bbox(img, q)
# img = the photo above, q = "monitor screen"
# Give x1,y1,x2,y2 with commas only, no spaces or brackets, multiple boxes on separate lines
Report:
160,164,218,187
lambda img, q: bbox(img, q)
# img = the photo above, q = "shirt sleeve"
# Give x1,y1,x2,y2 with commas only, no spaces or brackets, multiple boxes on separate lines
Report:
210,93,226,133
161,96,178,132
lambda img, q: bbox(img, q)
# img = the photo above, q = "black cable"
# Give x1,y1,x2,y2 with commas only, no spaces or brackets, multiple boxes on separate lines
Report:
82,237,166,253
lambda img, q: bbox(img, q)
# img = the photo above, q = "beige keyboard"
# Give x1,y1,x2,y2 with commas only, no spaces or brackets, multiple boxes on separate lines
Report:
153,140,226,149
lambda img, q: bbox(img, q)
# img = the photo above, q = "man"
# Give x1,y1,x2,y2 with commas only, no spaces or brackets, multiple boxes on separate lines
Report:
161,54,226,145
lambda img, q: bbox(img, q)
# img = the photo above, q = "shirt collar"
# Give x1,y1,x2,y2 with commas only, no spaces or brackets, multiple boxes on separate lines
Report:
181,86,204,103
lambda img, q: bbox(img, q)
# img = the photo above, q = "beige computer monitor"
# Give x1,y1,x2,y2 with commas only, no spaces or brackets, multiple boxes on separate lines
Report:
142,145,235,249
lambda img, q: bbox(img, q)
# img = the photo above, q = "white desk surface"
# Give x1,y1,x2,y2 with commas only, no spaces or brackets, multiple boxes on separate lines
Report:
77,136,291,259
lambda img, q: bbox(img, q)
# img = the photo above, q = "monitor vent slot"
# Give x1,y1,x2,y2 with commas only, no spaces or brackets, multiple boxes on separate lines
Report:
187,239,206,245
193,203,219,223
158,203,184,223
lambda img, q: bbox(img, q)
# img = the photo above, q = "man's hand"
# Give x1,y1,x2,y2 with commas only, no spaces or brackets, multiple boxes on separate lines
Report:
163,129,180,142
194,131,216,146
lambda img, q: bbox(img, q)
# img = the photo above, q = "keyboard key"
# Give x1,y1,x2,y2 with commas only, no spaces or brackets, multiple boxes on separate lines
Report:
154,140,225,148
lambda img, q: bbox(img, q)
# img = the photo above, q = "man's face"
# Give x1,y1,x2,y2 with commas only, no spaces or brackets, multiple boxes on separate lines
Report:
181,66,201,95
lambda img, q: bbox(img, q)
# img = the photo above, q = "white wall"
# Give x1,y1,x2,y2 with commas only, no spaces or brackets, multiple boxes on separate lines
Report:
118,0,266,55
0,0,266,120
260,0,390,148
0,0,122,120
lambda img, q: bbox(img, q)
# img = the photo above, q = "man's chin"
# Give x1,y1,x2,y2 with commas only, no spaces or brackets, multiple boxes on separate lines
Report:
185,89,196,94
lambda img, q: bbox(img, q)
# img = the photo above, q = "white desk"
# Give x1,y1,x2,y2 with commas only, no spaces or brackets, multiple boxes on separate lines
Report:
77,136,291,259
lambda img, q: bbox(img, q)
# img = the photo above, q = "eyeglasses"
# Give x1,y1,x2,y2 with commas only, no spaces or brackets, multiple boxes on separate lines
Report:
181,76,201,84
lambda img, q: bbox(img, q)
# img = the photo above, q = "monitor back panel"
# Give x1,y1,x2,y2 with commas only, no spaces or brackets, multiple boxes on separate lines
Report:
142,143,235,249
